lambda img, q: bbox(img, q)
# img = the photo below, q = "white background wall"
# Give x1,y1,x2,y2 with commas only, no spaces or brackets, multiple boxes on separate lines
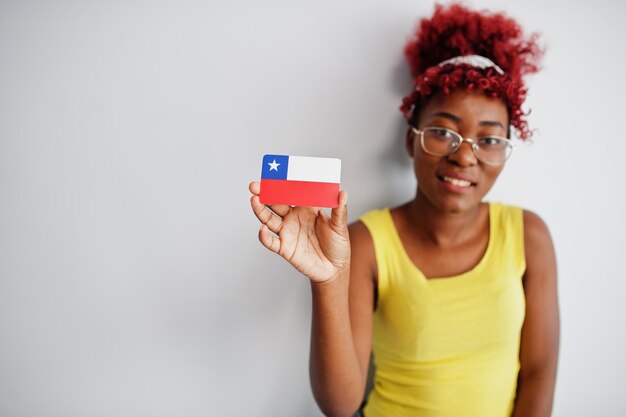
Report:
1,1,625,416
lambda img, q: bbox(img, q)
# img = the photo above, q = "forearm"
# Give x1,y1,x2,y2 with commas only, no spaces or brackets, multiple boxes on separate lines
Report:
309,268,364,417
511,369,557,417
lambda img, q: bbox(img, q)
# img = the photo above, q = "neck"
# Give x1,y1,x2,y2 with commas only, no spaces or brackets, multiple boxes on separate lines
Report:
405,189,485,247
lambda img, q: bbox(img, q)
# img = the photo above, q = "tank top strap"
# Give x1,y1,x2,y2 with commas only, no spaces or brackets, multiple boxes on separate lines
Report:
489,202,526,274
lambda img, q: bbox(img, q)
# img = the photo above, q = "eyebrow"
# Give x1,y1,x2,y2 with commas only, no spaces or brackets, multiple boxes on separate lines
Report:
479,120,506,129
431,111,506,130
432,111,461,123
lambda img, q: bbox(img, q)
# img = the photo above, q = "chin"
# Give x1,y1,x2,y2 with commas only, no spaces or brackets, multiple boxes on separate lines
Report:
420,186,483,214
438,199,477,214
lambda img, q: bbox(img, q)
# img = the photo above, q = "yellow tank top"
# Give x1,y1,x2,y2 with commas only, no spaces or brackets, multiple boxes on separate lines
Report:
360,202,526,417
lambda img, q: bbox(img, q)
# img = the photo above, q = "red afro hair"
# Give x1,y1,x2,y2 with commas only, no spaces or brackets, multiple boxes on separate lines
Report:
400,3,543,140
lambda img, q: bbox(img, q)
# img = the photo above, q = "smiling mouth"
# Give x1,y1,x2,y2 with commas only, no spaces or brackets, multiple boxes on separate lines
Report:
439,175,475,187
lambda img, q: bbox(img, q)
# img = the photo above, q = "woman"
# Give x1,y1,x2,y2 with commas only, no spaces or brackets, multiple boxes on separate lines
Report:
249,3,559,417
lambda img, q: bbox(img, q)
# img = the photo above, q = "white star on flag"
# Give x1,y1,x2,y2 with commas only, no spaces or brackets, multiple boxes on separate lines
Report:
268,159,280,171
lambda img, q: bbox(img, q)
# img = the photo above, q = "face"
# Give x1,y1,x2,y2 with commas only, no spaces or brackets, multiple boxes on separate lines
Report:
406,88,510,213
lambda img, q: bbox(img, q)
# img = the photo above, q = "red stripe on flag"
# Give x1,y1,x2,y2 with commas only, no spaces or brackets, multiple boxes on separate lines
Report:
259,179,340,208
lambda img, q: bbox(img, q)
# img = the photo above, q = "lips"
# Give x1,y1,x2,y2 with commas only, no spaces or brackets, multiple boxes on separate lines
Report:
436,172,477,188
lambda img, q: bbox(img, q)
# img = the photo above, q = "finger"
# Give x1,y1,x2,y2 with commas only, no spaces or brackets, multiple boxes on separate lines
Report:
265,203,290,217
317,208,329,220
250,195,284,234
330,190,348,232
249,181,260,195
250,181,291,216
259,224,281,254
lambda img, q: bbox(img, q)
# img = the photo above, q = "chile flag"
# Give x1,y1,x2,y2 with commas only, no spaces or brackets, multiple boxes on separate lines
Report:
259,154,341,208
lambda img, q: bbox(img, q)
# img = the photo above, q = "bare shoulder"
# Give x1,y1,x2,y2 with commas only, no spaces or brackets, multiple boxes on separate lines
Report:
523,210,554,251
523,210,552,241
522,209,557,282
348,220,373,248
348,220,377,283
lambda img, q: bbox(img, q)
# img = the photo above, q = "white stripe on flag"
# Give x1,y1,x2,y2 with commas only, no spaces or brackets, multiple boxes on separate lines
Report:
286,156,341,183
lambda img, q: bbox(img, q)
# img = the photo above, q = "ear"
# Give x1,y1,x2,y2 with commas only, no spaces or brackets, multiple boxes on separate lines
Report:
405,128,416,158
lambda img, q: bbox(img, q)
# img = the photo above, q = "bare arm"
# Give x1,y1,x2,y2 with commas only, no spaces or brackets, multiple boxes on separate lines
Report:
309,221,375,417
249,182,375,417
511,210,560,417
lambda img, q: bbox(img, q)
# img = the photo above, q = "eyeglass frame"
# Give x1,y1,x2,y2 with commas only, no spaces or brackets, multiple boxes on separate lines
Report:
411,126,516,165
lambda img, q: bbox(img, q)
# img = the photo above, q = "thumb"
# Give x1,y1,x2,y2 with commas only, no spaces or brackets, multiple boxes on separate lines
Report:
330,190,348,232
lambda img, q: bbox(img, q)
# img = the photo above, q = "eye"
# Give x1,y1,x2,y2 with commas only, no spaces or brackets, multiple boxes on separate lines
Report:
427,127,455,139
478,136,507,147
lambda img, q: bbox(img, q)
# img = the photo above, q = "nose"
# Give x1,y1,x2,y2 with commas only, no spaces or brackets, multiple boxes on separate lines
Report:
447,140,477,167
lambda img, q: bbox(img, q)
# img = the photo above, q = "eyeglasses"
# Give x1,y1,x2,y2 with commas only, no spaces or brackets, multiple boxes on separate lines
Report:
412,126,515,165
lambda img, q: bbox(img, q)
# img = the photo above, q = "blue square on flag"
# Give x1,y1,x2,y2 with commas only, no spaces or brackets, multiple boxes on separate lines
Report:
259,154,341,208
261,154,289,180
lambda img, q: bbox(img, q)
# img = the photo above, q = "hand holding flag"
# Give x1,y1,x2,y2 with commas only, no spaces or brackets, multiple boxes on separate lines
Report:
249,181,350,284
